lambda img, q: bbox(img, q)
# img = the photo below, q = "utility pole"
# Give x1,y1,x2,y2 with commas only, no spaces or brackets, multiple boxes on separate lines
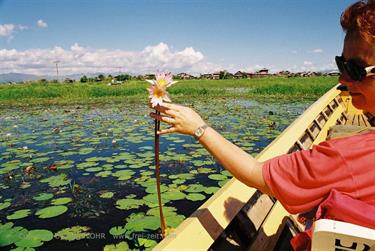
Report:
53,60,60,82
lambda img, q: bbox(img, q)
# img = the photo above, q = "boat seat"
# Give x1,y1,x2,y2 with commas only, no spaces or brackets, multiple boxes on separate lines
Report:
327,124,374,140
311,219,375,251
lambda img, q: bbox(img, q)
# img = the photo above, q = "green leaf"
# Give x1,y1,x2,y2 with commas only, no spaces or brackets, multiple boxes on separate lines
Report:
208,174,227,181
124,214,160,232
115,198,143,210
145,185,168,194
162,191,186,201
186,193,206,201
109,226,126,236
0,223,28,247
40,174,71,187
7,209,31,220
54,226,91,241
103,242,130,251
138,237,157,248
51,197,72,205
99,192,114,199
35,205,68,219
33,193,53,201
0,201,11,210
15,229,53,248
185,184,206,193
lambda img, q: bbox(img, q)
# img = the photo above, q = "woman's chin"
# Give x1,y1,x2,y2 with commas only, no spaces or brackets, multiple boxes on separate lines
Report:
351,96,367,110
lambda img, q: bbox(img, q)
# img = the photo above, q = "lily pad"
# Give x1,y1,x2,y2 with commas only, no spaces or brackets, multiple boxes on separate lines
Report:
138,238,157,248
99,192,114,199
0,201,11,210
204,186,220,194
51,197,72,205
15,229,53,248
35,205,68,219
162,191,186,201
124,213,160,232
103,242,130,251
54,226,91,241
186,193,206,201
109,226,126,236
0,222,28,247
7,209,31,220
208,174,227,181
185,184,206,193
115,198,143,210
33,193,53,201
40,174,71,187
145,185,168,194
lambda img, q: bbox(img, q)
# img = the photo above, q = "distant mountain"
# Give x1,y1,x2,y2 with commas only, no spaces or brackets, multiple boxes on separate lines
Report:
0,72,109,83
0,73,41,83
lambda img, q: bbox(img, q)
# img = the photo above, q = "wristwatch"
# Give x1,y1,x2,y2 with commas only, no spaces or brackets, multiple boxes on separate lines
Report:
194,124,209,140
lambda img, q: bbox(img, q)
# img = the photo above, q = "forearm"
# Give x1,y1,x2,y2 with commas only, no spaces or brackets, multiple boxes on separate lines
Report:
199,127,272,195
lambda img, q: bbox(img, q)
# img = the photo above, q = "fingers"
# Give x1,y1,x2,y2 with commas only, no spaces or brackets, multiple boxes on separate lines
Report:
158,127,177,135
149,103,179,116
150,112,176,124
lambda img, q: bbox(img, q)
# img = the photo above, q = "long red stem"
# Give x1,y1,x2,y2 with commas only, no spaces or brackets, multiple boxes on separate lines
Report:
155,110,166,237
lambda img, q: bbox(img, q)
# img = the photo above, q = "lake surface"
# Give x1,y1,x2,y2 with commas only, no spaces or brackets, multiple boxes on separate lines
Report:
0,98,312,250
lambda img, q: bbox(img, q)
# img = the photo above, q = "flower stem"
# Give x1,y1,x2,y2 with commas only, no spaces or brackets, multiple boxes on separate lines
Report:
155,110,166,237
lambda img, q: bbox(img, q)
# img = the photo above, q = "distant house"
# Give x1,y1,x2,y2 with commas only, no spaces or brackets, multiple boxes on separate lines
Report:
276,70,291,76
200,73,212,79
176,73,194,80
327,71,340,76
64,78,74,83
234,71,251,79
144,74,155,80
108,77,123,86
212,71,222,80
257,68,269,75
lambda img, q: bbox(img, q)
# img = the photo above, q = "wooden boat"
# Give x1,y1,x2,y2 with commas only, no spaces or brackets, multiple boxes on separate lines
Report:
153,85,375,251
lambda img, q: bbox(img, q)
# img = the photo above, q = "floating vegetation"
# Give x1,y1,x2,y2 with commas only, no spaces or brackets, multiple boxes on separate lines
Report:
51,197,72,205
54,226,91,241
35,205,68,219
6,209,31,220
0,98,310,250
32,193,53,201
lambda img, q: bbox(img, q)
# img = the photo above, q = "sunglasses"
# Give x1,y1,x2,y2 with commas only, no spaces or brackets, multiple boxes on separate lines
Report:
335,56,375,81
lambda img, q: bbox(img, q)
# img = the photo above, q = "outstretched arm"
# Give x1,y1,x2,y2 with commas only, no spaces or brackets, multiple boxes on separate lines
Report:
150,103,272,195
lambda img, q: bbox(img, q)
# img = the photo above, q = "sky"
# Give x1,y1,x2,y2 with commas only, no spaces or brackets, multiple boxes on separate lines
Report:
0,0,358,76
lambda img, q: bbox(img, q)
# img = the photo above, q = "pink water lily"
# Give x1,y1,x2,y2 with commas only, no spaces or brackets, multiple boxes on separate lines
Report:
147,72,177,107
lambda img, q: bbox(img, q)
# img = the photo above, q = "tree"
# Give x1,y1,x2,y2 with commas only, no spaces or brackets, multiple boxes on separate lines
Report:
98,74,105,81
80,75,88,83
117,74,131,81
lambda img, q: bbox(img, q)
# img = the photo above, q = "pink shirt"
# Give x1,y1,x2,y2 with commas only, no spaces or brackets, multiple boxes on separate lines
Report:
263,130,375,214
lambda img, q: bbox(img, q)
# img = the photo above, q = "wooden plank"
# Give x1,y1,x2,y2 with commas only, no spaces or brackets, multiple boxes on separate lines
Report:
247,202,290,251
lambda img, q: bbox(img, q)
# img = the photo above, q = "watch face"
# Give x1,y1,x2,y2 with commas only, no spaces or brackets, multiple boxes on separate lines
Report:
195,127,204,137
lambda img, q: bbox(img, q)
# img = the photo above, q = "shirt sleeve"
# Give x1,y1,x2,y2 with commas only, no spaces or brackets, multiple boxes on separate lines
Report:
262,141,356,214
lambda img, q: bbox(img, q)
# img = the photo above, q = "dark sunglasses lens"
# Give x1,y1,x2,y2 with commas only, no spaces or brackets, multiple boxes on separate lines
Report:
347,60,364,81
335,56,346,74
335,56,363,81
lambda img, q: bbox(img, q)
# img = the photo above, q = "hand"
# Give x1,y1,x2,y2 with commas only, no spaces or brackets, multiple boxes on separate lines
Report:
149,103,206,136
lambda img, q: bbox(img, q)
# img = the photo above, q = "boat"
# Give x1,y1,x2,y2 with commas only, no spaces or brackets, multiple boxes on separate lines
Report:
153,84,375,251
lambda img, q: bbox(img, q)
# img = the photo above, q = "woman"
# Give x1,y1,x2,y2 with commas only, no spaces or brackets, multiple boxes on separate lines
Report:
150,0,375,230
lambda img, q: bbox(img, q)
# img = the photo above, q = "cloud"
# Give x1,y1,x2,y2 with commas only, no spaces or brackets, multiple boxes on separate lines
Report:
0,42,211,75
311,48,323,53
0,23,28,40
37,20,47,28
0,24,16,37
